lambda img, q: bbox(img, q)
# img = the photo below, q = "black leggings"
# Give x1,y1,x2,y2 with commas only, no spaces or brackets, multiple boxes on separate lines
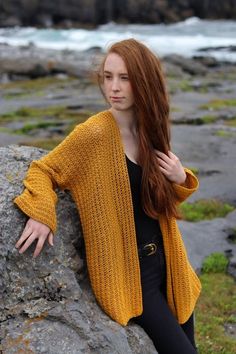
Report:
131,239,198,354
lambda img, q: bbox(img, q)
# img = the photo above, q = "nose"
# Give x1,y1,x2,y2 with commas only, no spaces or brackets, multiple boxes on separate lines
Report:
111,78,120,92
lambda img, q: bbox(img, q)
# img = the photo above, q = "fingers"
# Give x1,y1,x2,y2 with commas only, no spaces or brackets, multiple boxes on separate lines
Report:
48,232,54,246
155,150,178,163
15,221,33,249
33,235,48,258
155,150,178,172
15,218,52,257
154,149,186,184
18,231,38,254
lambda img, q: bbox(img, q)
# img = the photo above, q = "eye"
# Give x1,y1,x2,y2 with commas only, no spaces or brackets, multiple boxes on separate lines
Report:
121,76,129,80
104,74,112,80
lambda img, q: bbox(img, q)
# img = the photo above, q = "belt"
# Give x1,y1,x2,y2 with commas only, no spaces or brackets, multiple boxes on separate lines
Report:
138,241,158,259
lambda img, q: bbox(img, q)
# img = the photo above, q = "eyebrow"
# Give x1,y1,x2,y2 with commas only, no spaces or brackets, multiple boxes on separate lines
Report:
103,70,128,75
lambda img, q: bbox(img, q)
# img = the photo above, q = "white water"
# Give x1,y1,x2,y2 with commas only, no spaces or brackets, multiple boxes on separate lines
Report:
0,18,236,61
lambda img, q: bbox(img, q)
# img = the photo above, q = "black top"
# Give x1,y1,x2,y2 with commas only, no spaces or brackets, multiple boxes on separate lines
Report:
125,154,163,246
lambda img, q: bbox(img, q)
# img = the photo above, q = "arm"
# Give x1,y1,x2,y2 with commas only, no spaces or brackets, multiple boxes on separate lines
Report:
14,121,89,257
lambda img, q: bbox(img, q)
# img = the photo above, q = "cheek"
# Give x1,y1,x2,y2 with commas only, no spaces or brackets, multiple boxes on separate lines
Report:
103,81,111,93
102,83,109,98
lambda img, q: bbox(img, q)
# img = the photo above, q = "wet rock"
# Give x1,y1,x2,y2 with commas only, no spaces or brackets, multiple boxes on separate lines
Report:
0,43,102,79
198,45,236,53
0,145,158,354
164,55,207,75
193,56,219,68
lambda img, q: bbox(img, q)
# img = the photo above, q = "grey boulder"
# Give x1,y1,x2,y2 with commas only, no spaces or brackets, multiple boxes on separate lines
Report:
0,145,157,354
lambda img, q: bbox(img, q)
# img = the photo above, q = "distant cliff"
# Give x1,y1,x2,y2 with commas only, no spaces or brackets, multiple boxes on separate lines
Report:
0,0,236,27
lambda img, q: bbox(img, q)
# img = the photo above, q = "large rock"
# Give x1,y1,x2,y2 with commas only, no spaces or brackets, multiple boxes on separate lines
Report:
0,145,157,354
1,144,236,352
0,43,103,79
164,54,207,75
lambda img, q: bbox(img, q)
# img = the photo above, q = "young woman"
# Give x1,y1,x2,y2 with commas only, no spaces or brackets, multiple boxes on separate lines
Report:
14,38,201,353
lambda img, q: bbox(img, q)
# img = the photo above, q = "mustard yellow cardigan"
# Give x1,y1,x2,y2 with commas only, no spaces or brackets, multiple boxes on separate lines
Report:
14,110,201,326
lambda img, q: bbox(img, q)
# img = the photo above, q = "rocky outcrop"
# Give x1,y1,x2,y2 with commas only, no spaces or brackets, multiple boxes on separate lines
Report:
0,145,157,353
191,0,236,20
0,42,227,82
0,43,103,80
0,0,235,27
1,144,236,352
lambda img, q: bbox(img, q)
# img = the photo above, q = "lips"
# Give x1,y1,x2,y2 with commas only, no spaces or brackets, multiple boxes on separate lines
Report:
110,96,123,100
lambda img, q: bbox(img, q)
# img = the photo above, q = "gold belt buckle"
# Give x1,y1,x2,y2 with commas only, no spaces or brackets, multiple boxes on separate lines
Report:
144,242,157,256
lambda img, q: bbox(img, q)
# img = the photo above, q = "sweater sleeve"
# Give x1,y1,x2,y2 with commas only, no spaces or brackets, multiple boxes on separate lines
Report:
13,122,88,234
172,168,199,204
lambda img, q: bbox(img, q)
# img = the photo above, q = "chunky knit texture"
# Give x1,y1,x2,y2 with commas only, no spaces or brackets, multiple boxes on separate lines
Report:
14,110,201,326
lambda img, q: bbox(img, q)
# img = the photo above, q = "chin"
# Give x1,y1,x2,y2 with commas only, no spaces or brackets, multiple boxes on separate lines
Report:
110,103,132,111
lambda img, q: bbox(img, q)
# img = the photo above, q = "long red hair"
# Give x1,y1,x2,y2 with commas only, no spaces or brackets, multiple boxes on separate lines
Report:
98,38,179,218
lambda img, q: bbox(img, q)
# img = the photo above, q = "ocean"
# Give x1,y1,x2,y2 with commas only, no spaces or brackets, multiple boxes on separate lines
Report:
0,17,236,61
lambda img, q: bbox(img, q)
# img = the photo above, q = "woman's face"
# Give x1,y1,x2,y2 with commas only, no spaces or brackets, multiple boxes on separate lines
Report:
102,53,134,113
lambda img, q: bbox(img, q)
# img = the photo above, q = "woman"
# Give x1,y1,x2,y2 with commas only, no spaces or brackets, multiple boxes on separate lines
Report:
14,38,201,353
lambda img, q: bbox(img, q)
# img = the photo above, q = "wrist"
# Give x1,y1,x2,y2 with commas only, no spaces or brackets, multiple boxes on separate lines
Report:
178,171,187,185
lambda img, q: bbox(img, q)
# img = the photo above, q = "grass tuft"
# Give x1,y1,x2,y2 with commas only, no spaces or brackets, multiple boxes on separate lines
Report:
224,118,236,127
215,130,236,138
180,199,235,221
201,253,229,274
200,98,236,110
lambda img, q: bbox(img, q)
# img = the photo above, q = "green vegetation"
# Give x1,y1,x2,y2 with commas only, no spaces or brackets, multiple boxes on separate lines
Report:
0,106,91,123
168,78,211,94
225,117,236,127
215,130,236,138
13,121,63,135
0,105,92,147
196,272,236,353
188,167,199,175
179,80,193,92
201,253,229,274
0,75,96,101
21,137,64,150
180,199,235,221
201,115,218,124
3,90,45,100
170,106,181,112
0,76,78,100
179,80,210,93
0,76,77,91
200,98,236,110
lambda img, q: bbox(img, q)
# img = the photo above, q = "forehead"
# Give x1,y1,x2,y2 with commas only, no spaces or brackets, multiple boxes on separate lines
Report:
104,53,128,72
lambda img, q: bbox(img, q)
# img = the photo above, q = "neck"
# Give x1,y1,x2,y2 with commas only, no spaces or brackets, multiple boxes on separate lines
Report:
109,108,137,135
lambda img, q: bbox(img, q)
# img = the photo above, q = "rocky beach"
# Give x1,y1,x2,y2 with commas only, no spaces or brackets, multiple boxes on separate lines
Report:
0,40,236,353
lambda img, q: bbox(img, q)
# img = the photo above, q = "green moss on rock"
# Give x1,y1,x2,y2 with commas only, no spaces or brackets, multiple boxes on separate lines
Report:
180,199,235,222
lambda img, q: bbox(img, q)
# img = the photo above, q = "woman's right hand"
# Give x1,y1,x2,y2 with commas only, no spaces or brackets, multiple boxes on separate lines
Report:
15,218,54,258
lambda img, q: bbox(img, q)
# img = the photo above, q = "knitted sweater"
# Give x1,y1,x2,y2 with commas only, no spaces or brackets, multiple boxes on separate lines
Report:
14,110,201,326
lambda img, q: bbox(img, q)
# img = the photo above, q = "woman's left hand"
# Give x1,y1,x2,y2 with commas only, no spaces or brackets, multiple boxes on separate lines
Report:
155,150,186,185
